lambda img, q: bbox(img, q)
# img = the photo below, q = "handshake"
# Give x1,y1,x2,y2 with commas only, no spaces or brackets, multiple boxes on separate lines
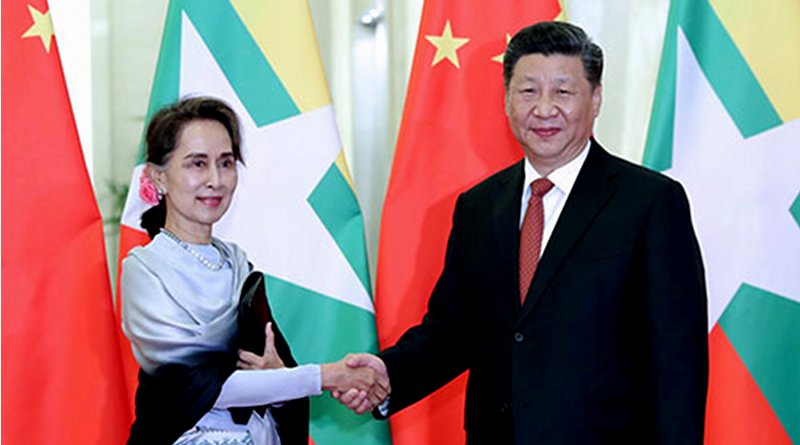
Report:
321,354,390,415
238,323,390,414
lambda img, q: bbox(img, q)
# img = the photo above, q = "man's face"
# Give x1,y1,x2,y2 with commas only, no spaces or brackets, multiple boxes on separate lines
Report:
505,53,601,175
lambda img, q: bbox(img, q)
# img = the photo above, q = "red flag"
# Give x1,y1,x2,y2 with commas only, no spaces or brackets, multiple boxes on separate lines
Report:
1,1,132,443
376,1,562,444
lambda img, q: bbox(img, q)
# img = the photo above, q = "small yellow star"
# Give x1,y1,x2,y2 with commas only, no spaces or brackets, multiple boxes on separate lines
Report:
492,34,512,64
425,20,469,68
22,5,55,53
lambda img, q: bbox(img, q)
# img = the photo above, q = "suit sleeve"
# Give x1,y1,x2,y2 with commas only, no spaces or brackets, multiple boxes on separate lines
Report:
377,195,472,416
641,180,709,444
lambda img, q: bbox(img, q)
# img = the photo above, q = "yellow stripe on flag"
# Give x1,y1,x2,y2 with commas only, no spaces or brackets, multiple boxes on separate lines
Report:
709,0,800,122
555,0,567,21
230,0,330,113
335,149,356,191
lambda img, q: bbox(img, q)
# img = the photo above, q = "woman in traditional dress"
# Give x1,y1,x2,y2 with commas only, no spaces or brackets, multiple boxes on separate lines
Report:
121,97,385,445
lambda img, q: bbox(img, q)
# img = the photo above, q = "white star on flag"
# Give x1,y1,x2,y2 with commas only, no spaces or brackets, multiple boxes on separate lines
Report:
178,12,373,313
667,29,800,328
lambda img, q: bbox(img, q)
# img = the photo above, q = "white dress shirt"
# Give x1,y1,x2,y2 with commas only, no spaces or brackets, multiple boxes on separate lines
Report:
519,141,591,256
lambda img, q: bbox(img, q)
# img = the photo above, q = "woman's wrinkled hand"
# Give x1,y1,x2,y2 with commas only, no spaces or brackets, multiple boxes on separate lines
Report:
237,321,285,370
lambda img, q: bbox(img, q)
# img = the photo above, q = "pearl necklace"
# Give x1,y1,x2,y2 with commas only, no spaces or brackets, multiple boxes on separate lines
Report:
160,228,225,271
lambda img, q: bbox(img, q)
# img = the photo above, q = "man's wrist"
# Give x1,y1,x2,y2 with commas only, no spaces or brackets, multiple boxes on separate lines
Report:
377,396,391,417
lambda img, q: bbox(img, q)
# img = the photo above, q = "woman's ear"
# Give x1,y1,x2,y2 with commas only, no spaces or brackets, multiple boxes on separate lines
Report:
147,164,166,194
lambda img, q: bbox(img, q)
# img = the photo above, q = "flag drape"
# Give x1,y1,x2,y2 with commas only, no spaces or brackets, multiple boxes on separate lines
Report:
643,1,800,443
116,1,389,444
375,2,562,444
2,1,131,443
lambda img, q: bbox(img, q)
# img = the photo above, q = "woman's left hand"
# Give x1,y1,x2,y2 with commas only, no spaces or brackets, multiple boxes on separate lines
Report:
237,322,285,370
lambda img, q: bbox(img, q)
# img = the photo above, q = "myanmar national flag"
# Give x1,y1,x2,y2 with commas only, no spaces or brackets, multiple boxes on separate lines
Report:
643,0,800,443
2,1,131,443
116,1,389,443
375,1,562,444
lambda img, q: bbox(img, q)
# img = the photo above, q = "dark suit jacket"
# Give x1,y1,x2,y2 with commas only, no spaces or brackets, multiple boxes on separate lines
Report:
378,141,708,444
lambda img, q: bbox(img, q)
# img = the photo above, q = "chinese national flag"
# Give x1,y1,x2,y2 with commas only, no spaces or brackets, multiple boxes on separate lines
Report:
375,1,563,444
1,1,132,443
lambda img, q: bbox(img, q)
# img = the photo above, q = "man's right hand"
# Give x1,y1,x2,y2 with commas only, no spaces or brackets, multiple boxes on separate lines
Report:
330,353,390,415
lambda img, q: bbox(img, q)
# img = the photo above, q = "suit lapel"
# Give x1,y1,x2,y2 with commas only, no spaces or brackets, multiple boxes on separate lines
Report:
489,161,526,315
517,141,619,325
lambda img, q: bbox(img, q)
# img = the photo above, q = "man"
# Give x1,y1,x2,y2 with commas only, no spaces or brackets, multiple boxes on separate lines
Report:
342,21,708,444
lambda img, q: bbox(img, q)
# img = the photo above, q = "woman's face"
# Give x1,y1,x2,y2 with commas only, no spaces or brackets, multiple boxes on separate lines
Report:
152,119,237,241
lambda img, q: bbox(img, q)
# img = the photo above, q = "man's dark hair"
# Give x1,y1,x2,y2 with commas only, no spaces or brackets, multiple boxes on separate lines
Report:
503,21,603,90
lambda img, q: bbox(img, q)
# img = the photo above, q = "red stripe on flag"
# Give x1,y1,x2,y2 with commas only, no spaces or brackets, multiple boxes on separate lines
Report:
390,375,468,444
705,325,792,445
376,2,561,444
1,1,131,442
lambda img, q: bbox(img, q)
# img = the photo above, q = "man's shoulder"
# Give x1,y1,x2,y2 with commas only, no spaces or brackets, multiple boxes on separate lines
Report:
593,143,682,193
461,160,523,201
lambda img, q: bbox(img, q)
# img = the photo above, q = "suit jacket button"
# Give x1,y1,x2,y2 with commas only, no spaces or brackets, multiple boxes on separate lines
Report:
514,332,524,342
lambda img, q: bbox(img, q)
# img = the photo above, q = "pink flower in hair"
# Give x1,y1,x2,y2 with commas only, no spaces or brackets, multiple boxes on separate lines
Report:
139,172,161,205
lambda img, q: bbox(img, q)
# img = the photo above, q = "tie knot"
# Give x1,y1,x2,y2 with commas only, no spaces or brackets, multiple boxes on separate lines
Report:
531,178,554,197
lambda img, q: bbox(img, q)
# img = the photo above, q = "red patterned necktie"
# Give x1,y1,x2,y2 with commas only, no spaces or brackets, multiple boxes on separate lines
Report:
519,177,554,304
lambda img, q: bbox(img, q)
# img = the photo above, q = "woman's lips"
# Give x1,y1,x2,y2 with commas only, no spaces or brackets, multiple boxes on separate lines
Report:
198,196,223,207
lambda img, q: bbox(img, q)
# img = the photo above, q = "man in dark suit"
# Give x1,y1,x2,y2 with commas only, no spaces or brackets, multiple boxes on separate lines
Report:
339,21,708,444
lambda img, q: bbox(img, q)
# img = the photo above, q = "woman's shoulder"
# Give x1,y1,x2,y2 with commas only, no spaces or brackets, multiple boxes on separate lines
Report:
123,235,162,261
121,234,181,277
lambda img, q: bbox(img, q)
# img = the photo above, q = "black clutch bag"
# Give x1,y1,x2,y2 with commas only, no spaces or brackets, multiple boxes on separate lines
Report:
238,271,274,354
236,271,310,445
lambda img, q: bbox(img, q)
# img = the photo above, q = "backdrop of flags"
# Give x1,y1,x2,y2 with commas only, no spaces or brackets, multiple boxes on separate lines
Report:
643,0,800,443
5,1,798,444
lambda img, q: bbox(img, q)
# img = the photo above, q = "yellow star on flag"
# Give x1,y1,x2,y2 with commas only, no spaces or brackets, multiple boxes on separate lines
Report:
22,5,55,53
492,33,512,63
425,20,469,68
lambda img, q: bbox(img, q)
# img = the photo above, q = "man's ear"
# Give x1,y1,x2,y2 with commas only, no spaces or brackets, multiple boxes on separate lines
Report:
592,84,602,117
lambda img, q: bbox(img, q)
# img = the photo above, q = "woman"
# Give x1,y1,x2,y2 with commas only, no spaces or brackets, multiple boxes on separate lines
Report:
121,97,384,445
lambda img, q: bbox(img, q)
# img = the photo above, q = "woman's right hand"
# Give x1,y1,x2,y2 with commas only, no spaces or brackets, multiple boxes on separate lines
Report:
320,357,389,411
237,322,285,370
321,360,375,393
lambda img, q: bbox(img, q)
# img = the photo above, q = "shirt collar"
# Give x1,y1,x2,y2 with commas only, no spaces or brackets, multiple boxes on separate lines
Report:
523,139,592,196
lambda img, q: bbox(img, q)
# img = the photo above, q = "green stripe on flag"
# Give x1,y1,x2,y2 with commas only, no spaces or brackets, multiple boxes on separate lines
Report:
265,275,390,445
308,163,372,295
642,3,680,171
139,0,300,163
719,284,800,443
183,0,299,127
136,1,183,160
791,193,800,229
643,0,782,171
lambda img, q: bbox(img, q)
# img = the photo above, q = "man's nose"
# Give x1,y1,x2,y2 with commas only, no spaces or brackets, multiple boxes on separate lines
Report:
532,95,557,118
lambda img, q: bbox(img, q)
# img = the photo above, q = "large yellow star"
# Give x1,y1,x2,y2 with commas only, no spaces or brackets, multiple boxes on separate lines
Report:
22,5,54,53
425,20,469,68
492,34,512,64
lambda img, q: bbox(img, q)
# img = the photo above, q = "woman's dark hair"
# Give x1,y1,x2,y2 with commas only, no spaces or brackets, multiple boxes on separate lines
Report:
140,96,243,238
503,21,603,90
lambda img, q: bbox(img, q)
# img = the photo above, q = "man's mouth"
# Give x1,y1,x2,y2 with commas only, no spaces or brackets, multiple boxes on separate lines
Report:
532,127,560,138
